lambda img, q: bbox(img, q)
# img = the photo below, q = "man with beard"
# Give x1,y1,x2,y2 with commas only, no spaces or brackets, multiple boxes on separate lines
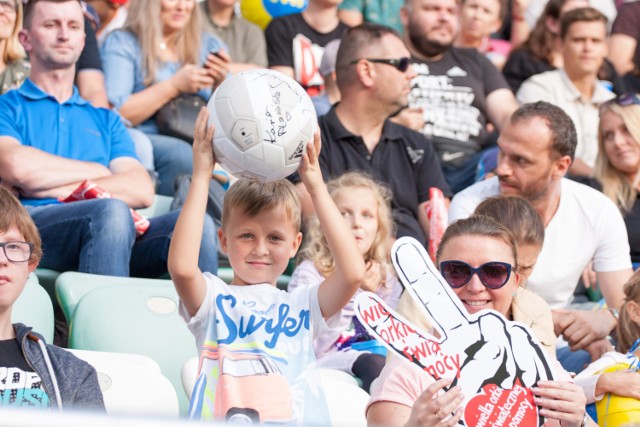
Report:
293,23,451,247
401,0,519,193
449,102,633,373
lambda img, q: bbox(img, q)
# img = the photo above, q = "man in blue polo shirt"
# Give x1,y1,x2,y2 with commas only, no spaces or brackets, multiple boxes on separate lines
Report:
0,0,217,278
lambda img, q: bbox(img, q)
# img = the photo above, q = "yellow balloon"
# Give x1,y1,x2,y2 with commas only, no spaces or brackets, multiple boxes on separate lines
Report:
240,0,308,30
593,363,640,426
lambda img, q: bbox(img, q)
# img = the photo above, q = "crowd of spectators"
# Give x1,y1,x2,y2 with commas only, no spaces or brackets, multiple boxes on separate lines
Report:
1,0,640,425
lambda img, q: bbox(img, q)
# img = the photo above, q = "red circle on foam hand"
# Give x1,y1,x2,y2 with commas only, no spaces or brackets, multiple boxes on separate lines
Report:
464,380,539,427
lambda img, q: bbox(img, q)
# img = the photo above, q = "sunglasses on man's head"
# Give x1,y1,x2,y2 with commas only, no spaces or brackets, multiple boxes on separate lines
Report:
614,93,640,107
440,260,512,289
349,57,412,73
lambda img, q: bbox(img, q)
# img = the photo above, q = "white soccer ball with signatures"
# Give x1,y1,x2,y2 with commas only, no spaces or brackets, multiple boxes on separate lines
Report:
208,69,316,182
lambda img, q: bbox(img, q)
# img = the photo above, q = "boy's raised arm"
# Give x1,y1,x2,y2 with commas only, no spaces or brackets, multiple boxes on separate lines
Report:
299,132,365,320
168,108,215,317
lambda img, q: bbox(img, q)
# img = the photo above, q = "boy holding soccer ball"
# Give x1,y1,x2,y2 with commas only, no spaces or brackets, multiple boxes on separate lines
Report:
168,108,365,424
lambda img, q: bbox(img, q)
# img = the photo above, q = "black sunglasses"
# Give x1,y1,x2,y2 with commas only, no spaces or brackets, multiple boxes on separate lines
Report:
615,93,640,107
349,57,412,73
440,260,512,289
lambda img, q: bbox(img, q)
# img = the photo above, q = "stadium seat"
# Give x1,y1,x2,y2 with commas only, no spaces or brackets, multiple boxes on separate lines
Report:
181,356,199,400
12,273,55,343
68,349,179,417
322,375,370,427
318,368,360,387
66,278,197,413
55,272,169,322
135,194,174,218
35,267,62,301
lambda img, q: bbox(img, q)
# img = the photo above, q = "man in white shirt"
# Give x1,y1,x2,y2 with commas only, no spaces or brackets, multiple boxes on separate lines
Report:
517,7,614,177
449,101,633,373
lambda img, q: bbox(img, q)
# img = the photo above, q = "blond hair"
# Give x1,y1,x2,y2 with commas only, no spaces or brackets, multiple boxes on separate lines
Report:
595,101,640,212
2,0,25,63
123,0,202,86
0,187,42,263
617,269,640,354
222,179,301,233
298,172,395,284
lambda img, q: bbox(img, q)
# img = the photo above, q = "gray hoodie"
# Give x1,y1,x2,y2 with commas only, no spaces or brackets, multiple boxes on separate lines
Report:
13,323,105,411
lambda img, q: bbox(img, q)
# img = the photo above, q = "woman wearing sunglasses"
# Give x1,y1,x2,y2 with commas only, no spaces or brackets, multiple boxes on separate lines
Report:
367,215,591,427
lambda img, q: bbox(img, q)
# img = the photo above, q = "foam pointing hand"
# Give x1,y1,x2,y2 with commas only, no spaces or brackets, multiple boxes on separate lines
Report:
356,237,555,427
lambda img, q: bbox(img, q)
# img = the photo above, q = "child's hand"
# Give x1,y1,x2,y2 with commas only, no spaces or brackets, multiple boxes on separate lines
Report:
299,130,324,195
597,370,640,400
192,107,216,179
361,261,382,292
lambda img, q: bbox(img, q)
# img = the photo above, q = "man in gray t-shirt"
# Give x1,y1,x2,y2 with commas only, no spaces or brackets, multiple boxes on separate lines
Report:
200,0,267,73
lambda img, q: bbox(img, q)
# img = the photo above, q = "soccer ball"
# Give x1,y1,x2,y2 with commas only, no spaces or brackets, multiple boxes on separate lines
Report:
208,69,316,182
586,362,640,426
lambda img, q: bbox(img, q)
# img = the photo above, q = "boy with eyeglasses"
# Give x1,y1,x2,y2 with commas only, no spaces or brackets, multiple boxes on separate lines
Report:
0,186,104,410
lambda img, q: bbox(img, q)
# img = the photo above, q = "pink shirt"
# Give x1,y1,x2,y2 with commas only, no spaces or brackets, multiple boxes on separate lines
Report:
367,355,572,415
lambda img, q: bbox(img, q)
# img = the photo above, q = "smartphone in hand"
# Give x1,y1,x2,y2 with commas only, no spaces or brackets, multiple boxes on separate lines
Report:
205,50,225,70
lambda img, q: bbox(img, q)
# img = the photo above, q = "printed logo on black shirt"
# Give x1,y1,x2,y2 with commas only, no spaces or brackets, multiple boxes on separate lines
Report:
0,367,50,407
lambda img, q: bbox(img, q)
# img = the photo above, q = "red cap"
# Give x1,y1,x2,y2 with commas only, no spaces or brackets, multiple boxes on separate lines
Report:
107,0,128,4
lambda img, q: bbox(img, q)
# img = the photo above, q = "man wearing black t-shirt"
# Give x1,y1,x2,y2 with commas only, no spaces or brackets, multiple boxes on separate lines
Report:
265,0,348,97
401,0,519,193
295,24,451,247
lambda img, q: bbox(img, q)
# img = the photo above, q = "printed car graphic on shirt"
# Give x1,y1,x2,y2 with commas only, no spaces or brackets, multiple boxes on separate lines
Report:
192,345,294,424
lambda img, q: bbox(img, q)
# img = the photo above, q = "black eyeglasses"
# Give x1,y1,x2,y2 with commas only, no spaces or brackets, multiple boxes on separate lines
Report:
0,241,33,263
440,260,512,289
349,57,412,73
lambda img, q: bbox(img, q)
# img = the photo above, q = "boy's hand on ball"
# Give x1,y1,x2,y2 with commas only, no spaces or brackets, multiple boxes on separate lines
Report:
299,130,324,195
192,107,216,178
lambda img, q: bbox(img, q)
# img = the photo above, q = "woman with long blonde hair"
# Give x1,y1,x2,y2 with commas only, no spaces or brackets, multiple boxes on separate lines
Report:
0,0,28,94
101,0,230,196
594,94,640,268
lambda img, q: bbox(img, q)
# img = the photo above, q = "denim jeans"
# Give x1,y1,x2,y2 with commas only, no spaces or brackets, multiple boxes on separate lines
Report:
556,345,592,375
441,150,485,195
147,133,193,197
27,198,218,277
